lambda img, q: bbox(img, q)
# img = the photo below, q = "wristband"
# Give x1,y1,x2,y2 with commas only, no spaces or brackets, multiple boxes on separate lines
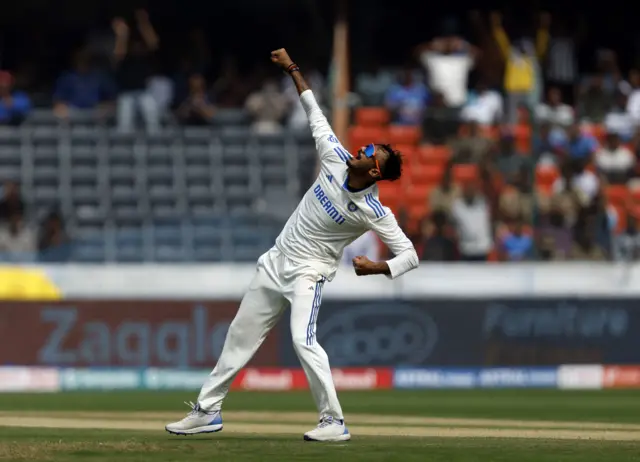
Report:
287,63,300,74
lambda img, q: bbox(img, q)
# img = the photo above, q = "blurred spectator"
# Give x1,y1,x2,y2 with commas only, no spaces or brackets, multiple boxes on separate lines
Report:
604,91,635,141
0,181,24,224
112,11,161,133
491,12,542,124
627,70,640,126
284,68,325,130
429,162,460,215
450,120,493,164
577,75,612,123
0,212,37,260
595,132,635,184
384,69,428,125
569,222,607,261
594,50,624,96
542,14,580,104
497,217,534,261
212,56,250,108
553,159,599,208
53,49,115,118
245,79,288,135
460,81,503,125
417,211,458,261
355,61,394,106
341,231,380,265
0,71,31,126
614,214,640,261
533,122,566,165
416,36,477,107
536,200,574,260
451,180,493,261
176,73,215,126
536,87,574,127
422,92,460,144
499,167,534,224
556,124,598,161
147,63,174,116
494,133,531,182
38,210,70,262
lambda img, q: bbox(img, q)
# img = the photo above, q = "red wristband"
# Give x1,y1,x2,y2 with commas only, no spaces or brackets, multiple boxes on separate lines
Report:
287,63,300,74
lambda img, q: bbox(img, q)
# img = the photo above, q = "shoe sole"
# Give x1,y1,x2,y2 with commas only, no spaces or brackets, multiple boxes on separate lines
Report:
303,433,351,442
165,424,223,435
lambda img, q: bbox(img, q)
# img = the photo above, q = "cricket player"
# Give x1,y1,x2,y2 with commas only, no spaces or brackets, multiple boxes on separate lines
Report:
166,48,419,442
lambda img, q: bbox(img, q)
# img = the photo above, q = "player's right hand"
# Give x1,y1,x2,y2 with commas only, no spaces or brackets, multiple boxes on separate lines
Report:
270,49,294,70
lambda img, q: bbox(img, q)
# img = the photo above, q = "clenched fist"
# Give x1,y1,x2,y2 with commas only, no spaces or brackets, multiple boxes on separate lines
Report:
270,48,294,70
352,256,375,276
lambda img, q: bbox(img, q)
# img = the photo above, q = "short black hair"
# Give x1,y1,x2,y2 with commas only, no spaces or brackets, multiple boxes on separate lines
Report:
378,144,403,182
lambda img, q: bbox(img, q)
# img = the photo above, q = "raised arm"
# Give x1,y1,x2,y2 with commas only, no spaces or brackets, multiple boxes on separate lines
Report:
135,9,159,51
271,48,350,165
112,18,129,62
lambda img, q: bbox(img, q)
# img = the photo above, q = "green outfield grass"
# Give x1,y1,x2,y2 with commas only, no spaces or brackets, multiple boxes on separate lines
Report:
2,389,640,423
3,390,640,461
2,427,640,462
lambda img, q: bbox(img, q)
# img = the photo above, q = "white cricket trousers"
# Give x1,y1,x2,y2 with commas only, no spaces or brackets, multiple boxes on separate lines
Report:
197,247,344,419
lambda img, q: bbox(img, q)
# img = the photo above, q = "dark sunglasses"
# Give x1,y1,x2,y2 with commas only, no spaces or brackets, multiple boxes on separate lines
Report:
363,143,381,173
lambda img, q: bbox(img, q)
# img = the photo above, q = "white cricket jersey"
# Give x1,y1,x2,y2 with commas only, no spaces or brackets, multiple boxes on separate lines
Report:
272,90,419,281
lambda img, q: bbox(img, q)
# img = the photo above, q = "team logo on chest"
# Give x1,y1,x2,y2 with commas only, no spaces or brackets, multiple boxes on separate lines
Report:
347,201,358,212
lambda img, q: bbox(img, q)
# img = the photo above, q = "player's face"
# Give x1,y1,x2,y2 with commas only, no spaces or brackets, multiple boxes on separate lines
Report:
347,144,382,179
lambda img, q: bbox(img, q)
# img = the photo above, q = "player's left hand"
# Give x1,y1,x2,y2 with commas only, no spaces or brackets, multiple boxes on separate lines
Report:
352,256,374,276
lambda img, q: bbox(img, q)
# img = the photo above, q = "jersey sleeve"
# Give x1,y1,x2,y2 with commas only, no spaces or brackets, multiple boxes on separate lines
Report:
366,207,419,279
299,89,351,166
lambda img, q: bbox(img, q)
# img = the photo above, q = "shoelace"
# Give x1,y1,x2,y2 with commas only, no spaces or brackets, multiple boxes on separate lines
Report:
184,401,201,416
318,417,334,428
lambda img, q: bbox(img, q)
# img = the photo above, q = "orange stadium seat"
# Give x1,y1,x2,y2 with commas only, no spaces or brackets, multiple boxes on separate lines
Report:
377,181,402,202
587,124,607,143
409,165,439,186
452,164,478,183
630,186,640,204
420,165,445,185
513,124,531,153
535,165,559,189
387,125,421,145
416,145,451,166
349,126,388,151
481,126,500,140
354,107,390,127
393,144,418,161
611,204,628,234
605,185,629,207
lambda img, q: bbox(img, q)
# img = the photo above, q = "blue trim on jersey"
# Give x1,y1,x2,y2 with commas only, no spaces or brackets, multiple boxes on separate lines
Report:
369,195,386,217
306,278,325,345
333,147,349,163
365,193,384,218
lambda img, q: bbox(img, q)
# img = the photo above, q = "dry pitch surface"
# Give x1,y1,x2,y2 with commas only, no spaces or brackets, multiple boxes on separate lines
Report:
3,411,640,441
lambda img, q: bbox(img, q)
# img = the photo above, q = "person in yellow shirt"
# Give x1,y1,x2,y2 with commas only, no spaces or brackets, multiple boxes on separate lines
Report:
490,12,550,125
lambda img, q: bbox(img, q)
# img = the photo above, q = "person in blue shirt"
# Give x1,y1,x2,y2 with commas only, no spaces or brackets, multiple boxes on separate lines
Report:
498,218,534,261
53,49,115,117
556,123,599,161
0,71,31,126
384,69,429,125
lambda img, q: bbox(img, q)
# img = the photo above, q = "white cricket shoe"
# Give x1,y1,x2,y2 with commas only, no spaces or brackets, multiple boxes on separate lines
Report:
303,416,351,442
165,401,223,435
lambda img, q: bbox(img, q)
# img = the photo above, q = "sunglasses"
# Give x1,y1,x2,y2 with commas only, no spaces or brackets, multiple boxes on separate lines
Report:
363,143,381,173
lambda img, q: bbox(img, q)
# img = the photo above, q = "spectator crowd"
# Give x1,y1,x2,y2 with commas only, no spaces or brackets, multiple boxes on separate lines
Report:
1,9,640,263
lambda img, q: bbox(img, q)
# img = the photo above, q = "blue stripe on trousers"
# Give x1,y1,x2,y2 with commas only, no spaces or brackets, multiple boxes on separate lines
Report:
306,278,325,346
